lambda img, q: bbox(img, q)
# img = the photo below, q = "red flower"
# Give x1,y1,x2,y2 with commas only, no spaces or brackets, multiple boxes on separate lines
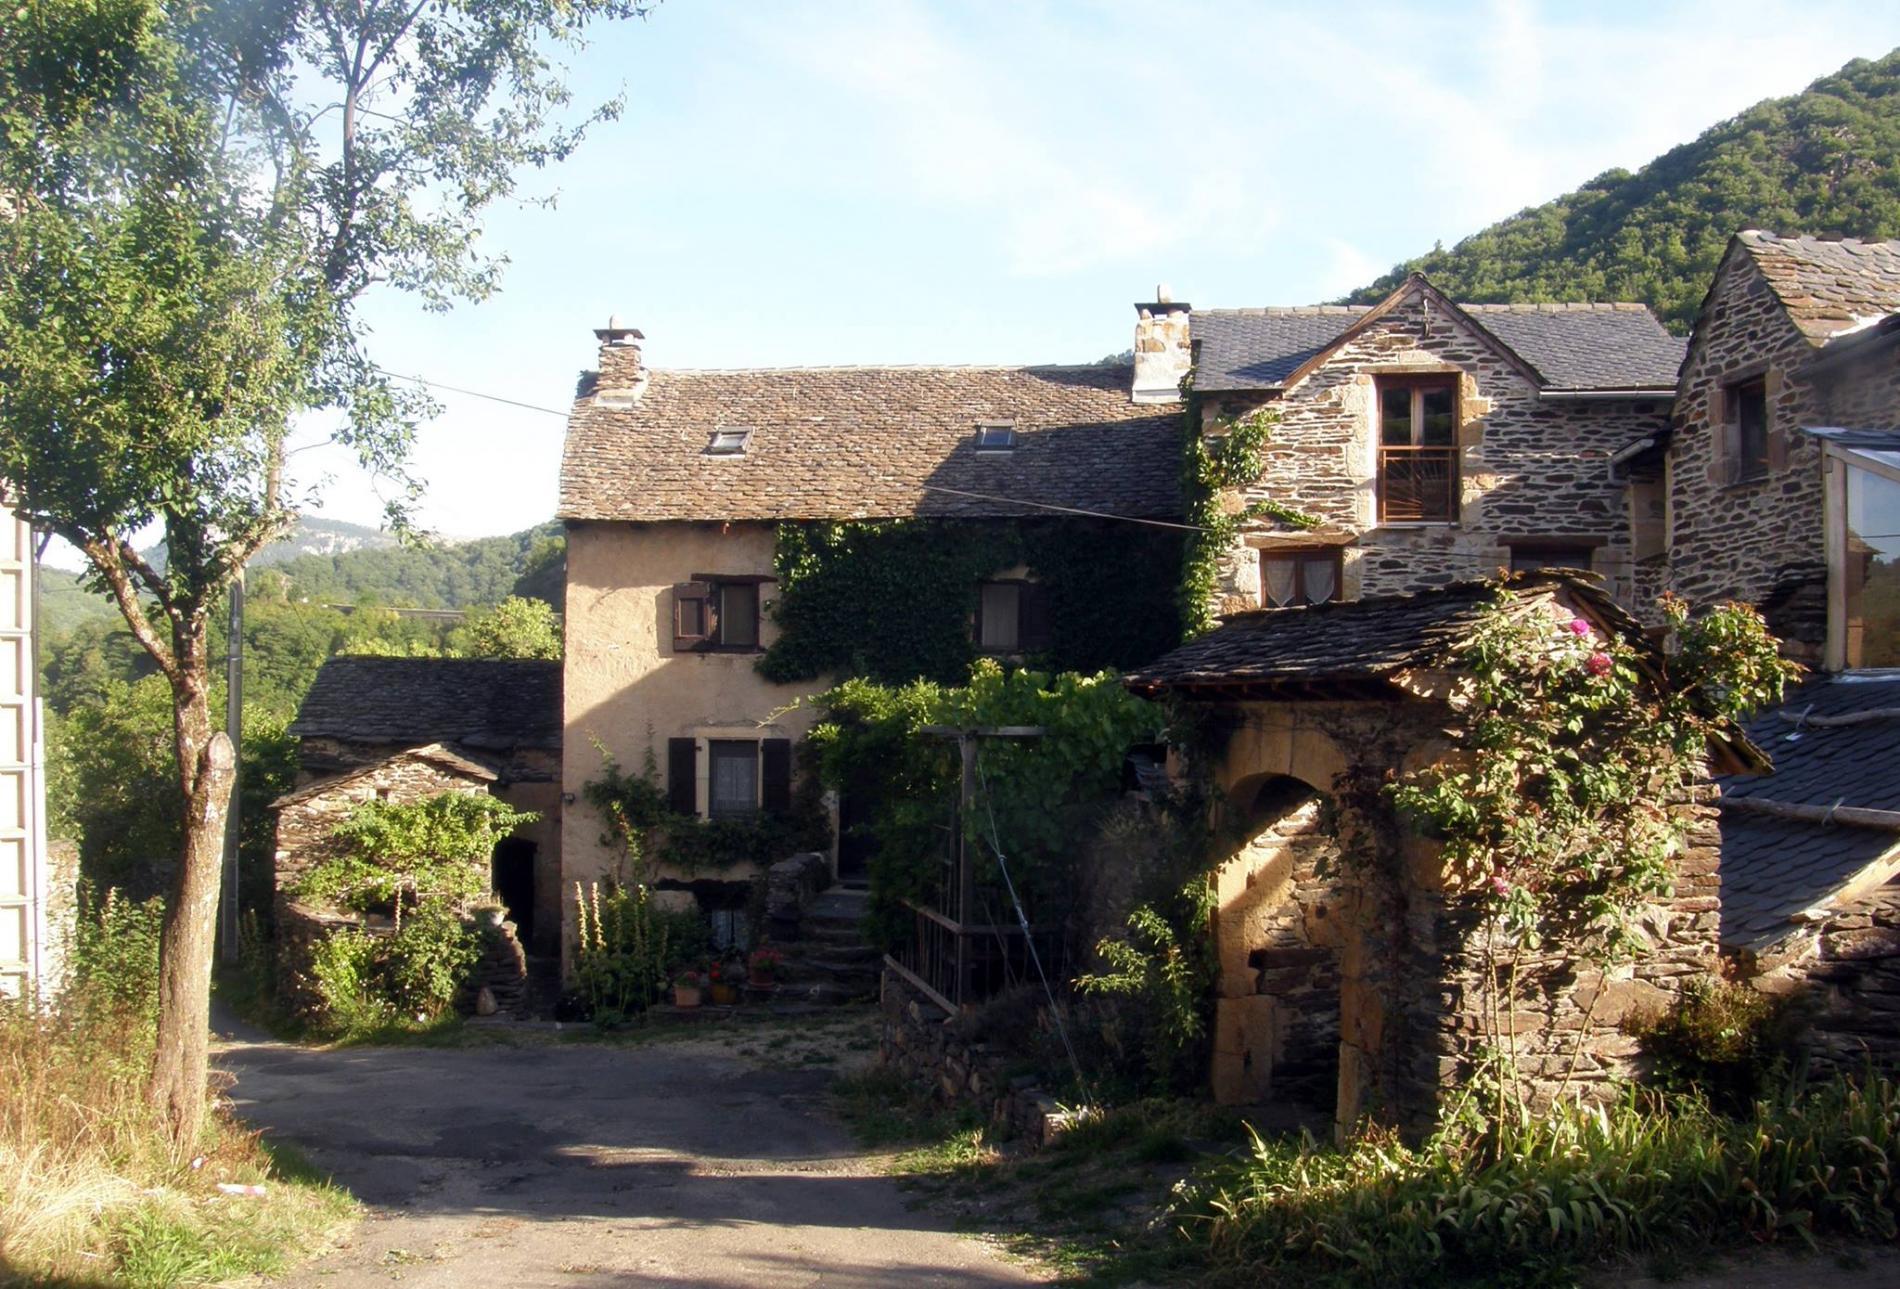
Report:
1586,651,1612,676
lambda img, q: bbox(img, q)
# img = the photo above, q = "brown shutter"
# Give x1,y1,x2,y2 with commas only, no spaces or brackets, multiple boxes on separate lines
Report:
761,738,792,816
1018,582,1053,652
667,738,697,815
671,582,712,652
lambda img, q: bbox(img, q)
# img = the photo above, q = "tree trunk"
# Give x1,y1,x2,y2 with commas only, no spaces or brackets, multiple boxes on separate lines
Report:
147,641,236,1153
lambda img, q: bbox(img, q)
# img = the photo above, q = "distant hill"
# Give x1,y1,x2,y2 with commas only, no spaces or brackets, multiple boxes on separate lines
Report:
38,519,564,642
1348,50,1900,331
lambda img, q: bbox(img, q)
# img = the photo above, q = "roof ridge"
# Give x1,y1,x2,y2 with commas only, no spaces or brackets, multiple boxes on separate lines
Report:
1462,301,1655,313
1196,306,1368,317
644,362,1127,375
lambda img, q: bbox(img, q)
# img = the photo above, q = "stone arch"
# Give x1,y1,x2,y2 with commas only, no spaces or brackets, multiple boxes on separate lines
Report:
1211,768,1345,1122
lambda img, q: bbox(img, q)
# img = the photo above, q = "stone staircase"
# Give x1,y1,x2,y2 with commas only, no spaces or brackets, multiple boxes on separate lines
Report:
770,886,880,1005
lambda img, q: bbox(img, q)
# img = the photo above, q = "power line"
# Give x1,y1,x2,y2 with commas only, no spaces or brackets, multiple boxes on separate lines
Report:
372,367,572,419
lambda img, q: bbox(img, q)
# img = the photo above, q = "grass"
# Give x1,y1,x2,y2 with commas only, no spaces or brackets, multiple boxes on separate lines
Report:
0,998,357,1287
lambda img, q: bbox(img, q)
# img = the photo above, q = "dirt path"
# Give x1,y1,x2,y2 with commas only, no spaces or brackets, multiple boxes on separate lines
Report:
216,1010,1039,1288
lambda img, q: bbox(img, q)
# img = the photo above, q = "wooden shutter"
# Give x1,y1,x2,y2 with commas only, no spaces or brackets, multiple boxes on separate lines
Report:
1018,582,1053,652
667,737,697,815
761,738,792,816
671,582,712,652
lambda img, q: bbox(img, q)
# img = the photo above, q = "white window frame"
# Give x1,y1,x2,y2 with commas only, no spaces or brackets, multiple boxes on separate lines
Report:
1825,440,1900,672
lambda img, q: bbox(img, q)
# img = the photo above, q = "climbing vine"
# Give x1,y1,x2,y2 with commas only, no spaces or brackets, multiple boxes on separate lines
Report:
759,518,1182,685
1179,405,1319,637
582,745,831,877
298,792,537,923
1387,589,1798,1112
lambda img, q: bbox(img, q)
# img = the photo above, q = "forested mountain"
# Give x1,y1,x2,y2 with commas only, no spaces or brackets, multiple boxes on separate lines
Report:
1349,51,1900,331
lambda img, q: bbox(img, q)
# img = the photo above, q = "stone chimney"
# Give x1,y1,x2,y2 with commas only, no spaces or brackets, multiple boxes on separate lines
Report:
593,315,647,408
1132,285,1191,404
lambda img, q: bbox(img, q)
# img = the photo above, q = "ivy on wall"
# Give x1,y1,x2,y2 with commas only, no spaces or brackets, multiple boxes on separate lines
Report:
1179,405,1319,637
758,519,1184,686
582,746,831,877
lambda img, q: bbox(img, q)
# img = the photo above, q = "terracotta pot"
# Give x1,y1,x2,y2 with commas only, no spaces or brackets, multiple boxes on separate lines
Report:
673,983,702,1008
710,982,738,1006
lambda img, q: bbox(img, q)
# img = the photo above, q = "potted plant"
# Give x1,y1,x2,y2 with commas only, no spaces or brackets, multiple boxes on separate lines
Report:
708,957,742,1006
672,968,703,1009
745,946,784,1002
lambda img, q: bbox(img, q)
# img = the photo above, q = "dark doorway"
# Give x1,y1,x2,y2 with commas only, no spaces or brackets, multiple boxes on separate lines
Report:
837,790,875,886
492,838,537,941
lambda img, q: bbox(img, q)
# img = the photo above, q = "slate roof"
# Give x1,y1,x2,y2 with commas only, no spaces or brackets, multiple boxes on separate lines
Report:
1736,231,1900,344
1123,572,1637,697
558,364,1183,523
1719,675,1900,953
1191,300,1683,394
289,657,562,750
271,743,500,809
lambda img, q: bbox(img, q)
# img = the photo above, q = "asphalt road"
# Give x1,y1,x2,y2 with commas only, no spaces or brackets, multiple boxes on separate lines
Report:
216,1014,1039,1288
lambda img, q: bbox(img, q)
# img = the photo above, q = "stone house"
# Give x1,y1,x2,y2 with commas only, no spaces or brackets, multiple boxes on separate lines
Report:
1123,573,1742,1135
280,656,562,956
1663,232,1900,667
1139,276,1683,618
0,491,59,999
555,321,1183,961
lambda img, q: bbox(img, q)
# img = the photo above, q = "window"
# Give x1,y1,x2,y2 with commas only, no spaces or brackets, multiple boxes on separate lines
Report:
1506,542,1596,575
1260,548,1341,608
1377,375,1459,522
1724,378,1769,482
975,579,1051,653
670,577,766,652
706,428,751,456
708,741,759,819
1843,460,1900,668
974,422,1017,452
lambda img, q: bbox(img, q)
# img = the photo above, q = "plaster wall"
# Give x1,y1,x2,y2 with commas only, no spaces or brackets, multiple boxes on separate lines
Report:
1203,291,1665,618
561,520,827,952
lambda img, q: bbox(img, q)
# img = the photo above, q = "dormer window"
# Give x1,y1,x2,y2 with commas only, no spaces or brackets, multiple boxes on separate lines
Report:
707,428,751,456
974,422,1016,453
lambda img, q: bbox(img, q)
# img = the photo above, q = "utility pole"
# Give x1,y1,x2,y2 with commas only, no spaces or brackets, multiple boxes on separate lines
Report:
219,570,243,963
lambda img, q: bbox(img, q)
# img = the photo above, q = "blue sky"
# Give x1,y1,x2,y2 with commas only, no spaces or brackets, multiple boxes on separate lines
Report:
288,0,1900,541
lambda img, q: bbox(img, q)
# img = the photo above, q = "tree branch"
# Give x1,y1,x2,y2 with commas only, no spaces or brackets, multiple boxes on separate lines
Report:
79,534,179,680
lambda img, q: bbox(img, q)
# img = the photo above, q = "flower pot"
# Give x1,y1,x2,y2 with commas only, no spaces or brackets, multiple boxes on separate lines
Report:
673,983,702,1008
710,982,738,1006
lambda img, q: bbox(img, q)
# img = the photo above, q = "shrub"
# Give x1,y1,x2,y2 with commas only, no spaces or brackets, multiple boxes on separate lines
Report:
69,883,166,1037
308,928,398,1035
1626,974,1796,1112
306,909,481,1036
300,791,536,920
571,882,711,1025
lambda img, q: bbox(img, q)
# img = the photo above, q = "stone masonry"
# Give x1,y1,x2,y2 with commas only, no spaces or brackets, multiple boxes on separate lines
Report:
1201,289,1668,620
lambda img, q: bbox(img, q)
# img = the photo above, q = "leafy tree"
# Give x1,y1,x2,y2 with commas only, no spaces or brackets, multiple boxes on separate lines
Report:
0,0,642,1146
450,596,562,660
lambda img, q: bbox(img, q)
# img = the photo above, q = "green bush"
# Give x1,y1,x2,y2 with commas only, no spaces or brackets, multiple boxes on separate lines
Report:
571,882,711,1025
306,909,478,1036
69,883,165,1036
1185,1075,1900,1286
1627,974,1796,1112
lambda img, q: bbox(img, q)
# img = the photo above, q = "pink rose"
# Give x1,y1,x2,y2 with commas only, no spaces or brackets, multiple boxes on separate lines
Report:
1567,618,1593,638
1586,651,1612,676
1489,873,1511,897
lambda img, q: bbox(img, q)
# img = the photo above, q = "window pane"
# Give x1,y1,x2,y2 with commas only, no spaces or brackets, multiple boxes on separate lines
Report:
719,582,758,648
709,741,757,818
979,582,1020,650
1419,386,1456,445
1380,387,1413,446
1301,555,1338,604
1262,557,1296,607
1735,381,1768,475
1846,464,1900,667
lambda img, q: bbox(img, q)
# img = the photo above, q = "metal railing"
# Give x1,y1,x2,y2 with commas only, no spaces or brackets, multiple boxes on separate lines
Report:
885,899,1063,1013
1378,445,1459,522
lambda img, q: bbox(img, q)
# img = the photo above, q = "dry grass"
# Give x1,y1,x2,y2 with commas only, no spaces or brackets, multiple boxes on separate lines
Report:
0,999,355,1286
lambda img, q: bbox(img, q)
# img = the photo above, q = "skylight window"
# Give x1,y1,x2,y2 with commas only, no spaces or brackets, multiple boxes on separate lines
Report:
706,428,751,456
975,422,1017,453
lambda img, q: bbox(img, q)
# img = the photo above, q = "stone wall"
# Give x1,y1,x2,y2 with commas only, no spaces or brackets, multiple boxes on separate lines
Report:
1201,292,1667,619
273,752,495,899
1202,692,1723,1138
879,968,1084,1147
1668,254,1831,660
1747,878,1900,1072
1821,343,1900,430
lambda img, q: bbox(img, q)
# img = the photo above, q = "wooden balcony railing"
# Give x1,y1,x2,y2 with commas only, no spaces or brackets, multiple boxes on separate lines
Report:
1378,445,1459,523
885,899,1063,1013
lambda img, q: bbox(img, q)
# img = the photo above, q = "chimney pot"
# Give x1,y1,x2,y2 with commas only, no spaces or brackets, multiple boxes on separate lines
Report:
1156,283,1172,304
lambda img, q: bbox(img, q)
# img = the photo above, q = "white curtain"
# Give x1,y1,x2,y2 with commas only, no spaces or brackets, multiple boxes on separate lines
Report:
1263,558,1296,607
1302,556,1337,605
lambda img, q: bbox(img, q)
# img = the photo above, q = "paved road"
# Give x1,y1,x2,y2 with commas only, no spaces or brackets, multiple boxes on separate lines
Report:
217,1017,1038,1288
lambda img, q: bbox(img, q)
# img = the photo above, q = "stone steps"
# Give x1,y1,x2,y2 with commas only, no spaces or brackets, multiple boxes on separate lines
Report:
769,887,878,1005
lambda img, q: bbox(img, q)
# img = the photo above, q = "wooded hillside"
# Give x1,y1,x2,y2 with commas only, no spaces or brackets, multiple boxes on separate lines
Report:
1349,51,1900,331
